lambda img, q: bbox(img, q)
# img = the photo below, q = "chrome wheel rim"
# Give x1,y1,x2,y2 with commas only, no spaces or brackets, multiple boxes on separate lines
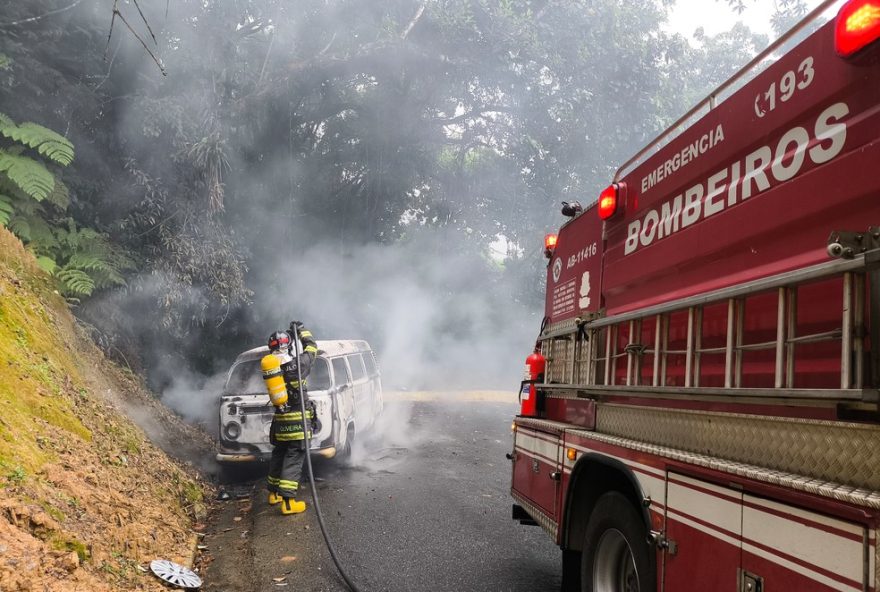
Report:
593,528,639,592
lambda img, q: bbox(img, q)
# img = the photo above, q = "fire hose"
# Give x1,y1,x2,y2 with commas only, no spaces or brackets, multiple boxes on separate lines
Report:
292,333,365,592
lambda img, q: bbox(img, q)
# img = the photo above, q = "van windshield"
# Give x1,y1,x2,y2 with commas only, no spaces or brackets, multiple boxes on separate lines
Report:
225,360,264,395
224,357,331,395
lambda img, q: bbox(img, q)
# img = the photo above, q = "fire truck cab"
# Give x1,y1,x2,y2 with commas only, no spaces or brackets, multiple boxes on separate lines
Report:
510,2,880,591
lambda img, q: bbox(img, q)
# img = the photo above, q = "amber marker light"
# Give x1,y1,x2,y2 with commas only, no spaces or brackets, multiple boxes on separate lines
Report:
566,448,577,461
544,233,559,259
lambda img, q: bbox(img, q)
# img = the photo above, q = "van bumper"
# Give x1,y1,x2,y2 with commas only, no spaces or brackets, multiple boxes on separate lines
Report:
216,445,337,464
216,452,263,463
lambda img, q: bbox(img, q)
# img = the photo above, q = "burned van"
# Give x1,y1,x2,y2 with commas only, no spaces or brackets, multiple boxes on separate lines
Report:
216,340,383,464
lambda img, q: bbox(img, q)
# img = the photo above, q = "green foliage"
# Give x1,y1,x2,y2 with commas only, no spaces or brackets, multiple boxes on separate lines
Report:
0,120,75,166
6,465,26,486
0,194,12,226
0,112,130,299
35,256,56,274
0,149,55,201
56,268,95,298
34,220,134,298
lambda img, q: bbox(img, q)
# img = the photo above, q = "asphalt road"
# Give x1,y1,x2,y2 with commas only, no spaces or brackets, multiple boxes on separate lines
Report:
200,396,562,592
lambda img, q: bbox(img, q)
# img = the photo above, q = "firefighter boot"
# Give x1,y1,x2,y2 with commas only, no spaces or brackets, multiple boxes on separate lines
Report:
280,497,306,515
268,492,283,505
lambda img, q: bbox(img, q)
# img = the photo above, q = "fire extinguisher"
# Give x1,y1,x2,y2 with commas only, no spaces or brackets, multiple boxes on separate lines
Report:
520,345,545,416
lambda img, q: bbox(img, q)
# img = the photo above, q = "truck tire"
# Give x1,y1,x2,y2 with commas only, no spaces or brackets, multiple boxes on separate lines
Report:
580,492,654,592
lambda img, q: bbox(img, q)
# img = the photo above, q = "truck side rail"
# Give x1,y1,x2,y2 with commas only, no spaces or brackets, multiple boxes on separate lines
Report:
613,0,840,183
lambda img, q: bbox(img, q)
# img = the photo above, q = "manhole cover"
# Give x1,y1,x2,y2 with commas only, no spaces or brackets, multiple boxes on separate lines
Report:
150,559,202,589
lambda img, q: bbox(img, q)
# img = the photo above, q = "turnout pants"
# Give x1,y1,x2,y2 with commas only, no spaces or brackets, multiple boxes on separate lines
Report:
267,403,314,498
267,440,305,498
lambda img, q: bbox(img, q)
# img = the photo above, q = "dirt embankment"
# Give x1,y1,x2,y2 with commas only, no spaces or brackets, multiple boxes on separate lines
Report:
0,228,215,591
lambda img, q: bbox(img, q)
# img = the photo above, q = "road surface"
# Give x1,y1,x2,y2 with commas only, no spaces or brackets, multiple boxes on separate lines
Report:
200,394,562,591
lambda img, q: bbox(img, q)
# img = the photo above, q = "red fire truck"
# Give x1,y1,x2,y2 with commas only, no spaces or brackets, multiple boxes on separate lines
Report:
510,1,880,591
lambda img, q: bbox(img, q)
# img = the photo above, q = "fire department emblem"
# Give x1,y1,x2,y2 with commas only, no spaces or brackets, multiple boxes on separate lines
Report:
552,257,562,283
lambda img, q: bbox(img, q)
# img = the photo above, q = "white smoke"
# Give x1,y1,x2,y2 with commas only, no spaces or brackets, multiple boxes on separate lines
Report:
255,228,540,392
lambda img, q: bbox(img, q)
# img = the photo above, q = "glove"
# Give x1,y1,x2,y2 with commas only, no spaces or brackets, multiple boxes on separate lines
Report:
289,320,304,336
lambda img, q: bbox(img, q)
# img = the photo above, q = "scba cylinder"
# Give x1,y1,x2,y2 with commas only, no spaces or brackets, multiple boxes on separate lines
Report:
261,353,290,407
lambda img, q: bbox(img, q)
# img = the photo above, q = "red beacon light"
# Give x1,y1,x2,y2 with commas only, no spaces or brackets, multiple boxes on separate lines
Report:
835,0,880,57
544,233,558,258
598,184,619,220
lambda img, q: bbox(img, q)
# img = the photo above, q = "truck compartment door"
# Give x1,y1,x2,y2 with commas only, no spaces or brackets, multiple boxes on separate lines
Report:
512,425,562,520
664,473,743,592
741,494,868,592
665,473,871,592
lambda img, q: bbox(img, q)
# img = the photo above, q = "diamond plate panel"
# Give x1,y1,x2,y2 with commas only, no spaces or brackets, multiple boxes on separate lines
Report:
511,489,559,542
568,428,880,510
597,404,880,490
515,417,570,434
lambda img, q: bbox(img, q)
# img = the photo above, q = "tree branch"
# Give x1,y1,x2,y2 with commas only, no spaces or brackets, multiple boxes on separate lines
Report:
401,3,427,40
104,0,118,61
258,32,275,86
430,106,512,125
0,0,83,28
112,9,166,75
130,0,158,45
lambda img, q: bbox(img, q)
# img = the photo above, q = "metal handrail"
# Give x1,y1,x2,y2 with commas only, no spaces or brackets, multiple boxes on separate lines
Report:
612,0,841,183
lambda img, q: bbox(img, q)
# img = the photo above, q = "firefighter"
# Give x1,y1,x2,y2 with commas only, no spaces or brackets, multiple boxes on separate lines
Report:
264,321,319,515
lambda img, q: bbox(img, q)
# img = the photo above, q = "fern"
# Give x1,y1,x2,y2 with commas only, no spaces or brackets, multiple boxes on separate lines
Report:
9,218,30,241
45,179,69,210
0,113,127,300
16,212,55,250
0,120,74,166
0,194,12,226
46,221,133,294
57,268,95,297
0,149,54,201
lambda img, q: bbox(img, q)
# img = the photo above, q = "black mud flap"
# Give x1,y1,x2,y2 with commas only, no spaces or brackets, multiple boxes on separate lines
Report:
512,503,539,526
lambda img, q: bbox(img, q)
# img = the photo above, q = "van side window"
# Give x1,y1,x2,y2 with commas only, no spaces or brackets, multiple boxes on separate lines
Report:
363,352,378,376
348,354,367,381
308,358,331,391
332,357,350,385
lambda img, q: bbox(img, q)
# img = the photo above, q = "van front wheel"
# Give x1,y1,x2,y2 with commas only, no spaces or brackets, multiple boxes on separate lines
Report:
340,424,355,460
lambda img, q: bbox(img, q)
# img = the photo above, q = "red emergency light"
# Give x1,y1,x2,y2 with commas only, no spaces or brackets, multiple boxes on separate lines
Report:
836,0,880,57
598,184,619,220
544,233,558,258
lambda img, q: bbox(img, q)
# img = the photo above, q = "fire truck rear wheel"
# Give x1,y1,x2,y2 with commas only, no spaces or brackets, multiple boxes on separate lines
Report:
580,492,653,592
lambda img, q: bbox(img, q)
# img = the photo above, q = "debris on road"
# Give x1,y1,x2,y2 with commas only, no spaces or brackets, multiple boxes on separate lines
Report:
150,559,203,589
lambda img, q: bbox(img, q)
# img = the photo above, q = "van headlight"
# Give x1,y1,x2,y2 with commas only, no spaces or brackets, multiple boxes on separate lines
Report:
223,421,241,440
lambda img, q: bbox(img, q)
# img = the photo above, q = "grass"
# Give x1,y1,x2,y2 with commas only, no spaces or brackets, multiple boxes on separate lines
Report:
6,464,26,485
0,265,92,475
0,228,209,588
